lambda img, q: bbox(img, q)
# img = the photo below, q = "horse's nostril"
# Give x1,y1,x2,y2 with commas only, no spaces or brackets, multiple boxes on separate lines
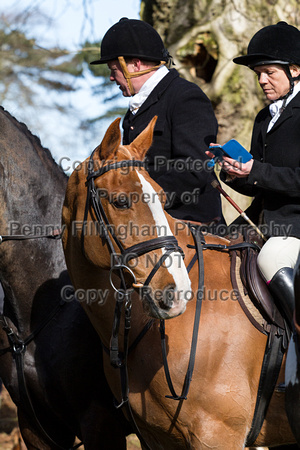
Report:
157,285,176,310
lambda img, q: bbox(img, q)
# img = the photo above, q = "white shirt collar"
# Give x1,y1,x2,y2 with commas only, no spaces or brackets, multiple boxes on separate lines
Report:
268,82,300,132
129,65,169,114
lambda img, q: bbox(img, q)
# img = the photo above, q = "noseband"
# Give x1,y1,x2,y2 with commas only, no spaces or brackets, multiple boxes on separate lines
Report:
83,155,184,296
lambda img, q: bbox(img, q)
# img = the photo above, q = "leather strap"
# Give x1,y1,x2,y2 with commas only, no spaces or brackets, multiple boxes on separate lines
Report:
245,326,285,446
161,227,204,401
118,56,166,96
0,231,63,244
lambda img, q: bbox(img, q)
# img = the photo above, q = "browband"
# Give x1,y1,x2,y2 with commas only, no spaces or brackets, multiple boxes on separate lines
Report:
86,160,145,184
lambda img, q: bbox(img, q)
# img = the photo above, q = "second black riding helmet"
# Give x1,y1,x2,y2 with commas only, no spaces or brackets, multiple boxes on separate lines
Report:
233,21,300,97
233,21,300,68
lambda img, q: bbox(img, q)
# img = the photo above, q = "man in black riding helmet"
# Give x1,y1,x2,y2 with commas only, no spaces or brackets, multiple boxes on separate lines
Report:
91,18,225,231
209,21,300,329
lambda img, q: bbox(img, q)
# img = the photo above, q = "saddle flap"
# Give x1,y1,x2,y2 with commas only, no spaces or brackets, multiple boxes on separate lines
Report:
237,228,286,330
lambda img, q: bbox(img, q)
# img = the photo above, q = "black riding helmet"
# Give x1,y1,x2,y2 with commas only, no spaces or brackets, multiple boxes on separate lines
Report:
91,18,171,96
90,17,170,65
233,22,300,97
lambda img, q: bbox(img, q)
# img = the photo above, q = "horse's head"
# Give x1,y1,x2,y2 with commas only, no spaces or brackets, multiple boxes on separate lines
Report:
63,116,192,319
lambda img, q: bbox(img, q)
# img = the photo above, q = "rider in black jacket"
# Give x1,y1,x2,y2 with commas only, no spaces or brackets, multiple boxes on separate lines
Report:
91,18,224,229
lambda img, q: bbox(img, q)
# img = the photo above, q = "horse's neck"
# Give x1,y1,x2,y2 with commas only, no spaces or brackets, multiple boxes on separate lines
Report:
0,107,67,229
0,237,67,333
0,194,66,332
0,109,68,331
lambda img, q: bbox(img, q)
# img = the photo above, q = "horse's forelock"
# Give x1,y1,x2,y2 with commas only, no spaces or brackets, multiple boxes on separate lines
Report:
118,146,133,160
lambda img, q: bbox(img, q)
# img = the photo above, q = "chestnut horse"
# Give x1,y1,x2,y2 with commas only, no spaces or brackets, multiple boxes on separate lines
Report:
63,116,296,449
0,106,131,449
285,252,300,446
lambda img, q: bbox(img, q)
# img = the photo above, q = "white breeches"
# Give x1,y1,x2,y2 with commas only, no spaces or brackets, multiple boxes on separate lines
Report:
257,236,300,282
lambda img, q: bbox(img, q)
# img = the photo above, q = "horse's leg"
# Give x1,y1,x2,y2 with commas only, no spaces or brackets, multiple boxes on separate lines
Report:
79,402,131,450
17,409,75,450
187,417,250,449
83,430,128,450
12,429,26,450
18,410,50,450
189,434,247,449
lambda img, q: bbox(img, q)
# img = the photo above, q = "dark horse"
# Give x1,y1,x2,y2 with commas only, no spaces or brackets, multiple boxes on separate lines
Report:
285,252,300,447
0,106,131,449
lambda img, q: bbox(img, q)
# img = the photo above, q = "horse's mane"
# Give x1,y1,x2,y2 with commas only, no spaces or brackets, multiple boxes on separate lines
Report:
0,106,67,183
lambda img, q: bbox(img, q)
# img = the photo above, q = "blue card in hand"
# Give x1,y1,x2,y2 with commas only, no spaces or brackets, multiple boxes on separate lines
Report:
208,139,253,168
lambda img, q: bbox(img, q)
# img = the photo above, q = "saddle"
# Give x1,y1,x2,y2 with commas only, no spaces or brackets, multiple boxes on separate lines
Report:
230,227,287,336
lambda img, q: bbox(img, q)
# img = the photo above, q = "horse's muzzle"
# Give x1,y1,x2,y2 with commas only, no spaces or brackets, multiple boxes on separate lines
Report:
137,283,190,320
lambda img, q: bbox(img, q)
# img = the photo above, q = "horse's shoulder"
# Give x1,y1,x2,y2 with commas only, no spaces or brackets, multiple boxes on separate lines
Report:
204,234,231,246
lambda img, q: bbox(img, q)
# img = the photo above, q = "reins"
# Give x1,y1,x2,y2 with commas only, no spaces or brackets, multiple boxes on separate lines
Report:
0,230,64,244
159,237,262,402
160,226,204,400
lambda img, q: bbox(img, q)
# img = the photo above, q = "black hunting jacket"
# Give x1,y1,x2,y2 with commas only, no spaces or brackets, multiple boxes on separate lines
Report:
221,92,300,238
122,69,224,225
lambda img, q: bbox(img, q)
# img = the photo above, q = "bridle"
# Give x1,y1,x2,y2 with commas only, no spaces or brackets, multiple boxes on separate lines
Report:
83,152,185,315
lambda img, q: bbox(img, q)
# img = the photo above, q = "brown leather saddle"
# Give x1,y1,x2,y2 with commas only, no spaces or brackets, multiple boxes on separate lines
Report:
230,227,288,340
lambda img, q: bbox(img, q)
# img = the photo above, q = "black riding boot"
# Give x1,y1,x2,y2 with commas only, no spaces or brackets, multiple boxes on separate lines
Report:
268,267,295,330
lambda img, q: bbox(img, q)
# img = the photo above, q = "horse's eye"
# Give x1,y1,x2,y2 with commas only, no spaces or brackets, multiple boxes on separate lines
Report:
112,194,131,209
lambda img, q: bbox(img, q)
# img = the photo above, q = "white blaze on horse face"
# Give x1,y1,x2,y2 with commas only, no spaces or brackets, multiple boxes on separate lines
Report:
136,172,192,302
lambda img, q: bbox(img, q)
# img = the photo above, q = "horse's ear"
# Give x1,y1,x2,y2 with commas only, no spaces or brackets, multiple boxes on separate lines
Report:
97,118,122,160
130,116,158,159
